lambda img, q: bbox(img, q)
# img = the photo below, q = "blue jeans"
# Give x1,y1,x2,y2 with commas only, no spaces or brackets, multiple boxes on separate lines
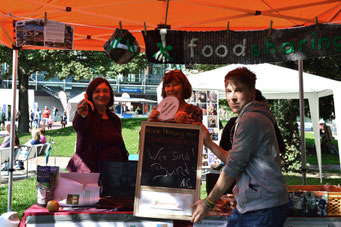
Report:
227,203,289,227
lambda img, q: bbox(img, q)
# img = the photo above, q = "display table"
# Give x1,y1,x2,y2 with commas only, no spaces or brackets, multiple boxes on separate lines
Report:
20,204,341,227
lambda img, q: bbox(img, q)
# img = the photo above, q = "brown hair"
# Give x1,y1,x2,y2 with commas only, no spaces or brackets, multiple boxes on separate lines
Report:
86,77,114,109
161,70,192,99
38,127,45,136
224,67,256,90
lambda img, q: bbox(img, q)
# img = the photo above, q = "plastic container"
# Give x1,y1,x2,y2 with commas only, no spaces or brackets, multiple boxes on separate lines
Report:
0,211,20,227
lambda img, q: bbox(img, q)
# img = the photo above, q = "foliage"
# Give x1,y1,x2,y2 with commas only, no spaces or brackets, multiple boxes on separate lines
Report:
269,99,302,172
0,44,149,133
276,56,341,121
186,64,225,72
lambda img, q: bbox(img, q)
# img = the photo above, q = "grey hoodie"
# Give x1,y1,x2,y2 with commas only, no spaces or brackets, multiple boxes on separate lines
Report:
223,101,288,213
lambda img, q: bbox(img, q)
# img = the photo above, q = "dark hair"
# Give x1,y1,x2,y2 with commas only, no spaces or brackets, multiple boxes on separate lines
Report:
39,127,46,135
255,89,266,102
224,67,256,90
86,77,114,109
161,70,192,99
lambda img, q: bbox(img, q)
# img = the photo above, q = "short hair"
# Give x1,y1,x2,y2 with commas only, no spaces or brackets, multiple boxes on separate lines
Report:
224,67,257,90
86,77,114,109
255,89,266,102
161,70,192,99
32,129,41,140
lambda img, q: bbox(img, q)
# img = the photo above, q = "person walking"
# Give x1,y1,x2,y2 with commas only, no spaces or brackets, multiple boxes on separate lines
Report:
42,106,51,128
0,107,5,130
52,106,58,122
36,107,42,128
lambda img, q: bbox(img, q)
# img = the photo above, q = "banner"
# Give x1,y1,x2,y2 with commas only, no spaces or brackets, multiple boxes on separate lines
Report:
143,24,341,64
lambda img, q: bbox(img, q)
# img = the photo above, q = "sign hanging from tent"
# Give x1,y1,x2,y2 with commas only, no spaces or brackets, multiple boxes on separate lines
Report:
15,19,73,50
103,28,140,64
143,24,341,64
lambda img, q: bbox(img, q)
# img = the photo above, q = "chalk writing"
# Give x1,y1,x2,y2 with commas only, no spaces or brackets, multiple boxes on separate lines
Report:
140,124,200,189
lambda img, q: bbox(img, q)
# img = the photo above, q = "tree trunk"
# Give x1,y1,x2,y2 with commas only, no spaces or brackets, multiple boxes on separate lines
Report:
18,69,29,133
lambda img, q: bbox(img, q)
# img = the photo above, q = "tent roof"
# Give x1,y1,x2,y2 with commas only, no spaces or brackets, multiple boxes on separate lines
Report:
1,0,341,51
186,63,341,100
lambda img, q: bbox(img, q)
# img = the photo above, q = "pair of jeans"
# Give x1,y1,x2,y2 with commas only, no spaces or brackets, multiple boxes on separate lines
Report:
227,203,289,227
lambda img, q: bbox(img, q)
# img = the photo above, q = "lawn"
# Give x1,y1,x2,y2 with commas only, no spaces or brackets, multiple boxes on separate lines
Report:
0,118,340,218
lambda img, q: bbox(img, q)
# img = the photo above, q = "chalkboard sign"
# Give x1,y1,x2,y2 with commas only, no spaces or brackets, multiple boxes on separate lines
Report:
141,125,199,189
134,122,203,221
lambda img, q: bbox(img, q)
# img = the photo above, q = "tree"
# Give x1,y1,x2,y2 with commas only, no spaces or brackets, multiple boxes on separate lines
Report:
0,45,149,133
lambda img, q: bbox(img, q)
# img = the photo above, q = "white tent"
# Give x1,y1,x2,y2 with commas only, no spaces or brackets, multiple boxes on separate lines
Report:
157,63,341,178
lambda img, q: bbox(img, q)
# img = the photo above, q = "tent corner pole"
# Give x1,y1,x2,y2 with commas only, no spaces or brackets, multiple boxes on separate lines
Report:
298,59,307,185
7,49,18,212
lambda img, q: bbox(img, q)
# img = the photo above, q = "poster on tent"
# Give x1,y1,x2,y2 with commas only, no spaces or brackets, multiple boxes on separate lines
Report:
187,89,221,170
15,19,73,49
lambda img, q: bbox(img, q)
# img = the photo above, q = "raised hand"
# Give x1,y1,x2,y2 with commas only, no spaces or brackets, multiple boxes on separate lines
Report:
84,93,94,111
76,93,94,118
148,109,160,122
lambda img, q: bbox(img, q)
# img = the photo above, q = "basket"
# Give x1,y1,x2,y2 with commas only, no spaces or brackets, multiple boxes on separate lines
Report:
327,192,341,216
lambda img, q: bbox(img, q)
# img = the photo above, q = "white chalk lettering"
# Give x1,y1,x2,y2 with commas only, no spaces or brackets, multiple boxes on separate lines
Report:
202,45,213,57
233,39,246,56
188,38,198,57
215,44,228,57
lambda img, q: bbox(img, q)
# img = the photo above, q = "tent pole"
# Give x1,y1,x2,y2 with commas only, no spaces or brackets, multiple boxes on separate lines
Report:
7,49,18,212
298,59,307,185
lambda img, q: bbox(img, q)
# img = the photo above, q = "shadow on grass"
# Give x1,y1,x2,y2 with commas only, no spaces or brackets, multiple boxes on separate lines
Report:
121,118,147,129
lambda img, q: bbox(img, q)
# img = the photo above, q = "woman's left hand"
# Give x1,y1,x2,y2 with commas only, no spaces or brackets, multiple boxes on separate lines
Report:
148,110,160,122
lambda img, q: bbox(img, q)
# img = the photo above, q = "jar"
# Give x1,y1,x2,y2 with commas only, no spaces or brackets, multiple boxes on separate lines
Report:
37,183,52,207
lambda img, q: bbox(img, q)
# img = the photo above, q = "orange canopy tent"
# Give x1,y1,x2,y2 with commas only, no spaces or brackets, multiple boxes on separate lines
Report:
1,0,341,51
1,0,341,213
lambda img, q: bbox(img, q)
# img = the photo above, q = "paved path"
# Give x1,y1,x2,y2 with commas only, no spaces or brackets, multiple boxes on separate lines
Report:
0,121,72,137
0,156,70,185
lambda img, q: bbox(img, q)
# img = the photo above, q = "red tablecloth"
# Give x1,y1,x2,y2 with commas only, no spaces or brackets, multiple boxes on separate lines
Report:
19,204,193,227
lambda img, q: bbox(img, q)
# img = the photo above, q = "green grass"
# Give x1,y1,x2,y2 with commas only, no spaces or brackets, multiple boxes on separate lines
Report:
0,118,148,157
0,177,37,217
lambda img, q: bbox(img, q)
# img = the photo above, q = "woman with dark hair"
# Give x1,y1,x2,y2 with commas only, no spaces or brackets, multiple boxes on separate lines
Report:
149,70,203,123
67,78,128,173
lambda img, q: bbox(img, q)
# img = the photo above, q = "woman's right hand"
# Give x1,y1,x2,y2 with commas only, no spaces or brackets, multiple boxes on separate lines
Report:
77,93,94,118
148,109,160,122
77,99,89,118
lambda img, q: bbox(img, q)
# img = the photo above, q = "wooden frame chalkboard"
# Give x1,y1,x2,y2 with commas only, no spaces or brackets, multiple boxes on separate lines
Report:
134,121,203,221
